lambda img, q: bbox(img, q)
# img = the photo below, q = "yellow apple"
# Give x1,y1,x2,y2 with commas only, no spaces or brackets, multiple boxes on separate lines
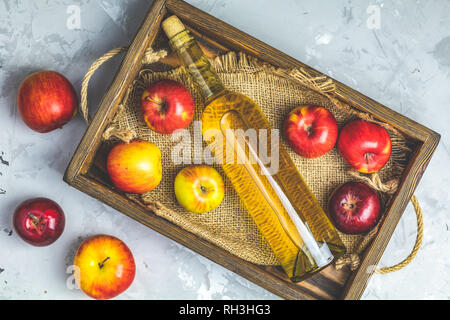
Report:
73,235,136,300
174,165,225,213
107,140,162,194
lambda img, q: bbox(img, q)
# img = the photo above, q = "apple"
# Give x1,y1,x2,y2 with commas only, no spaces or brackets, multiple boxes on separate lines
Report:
174,165,225,213
284,105,338,158
13,197,65,246
337,120,392,173
17,71,78,133
141,79,195,134
73,235,136,300
107,140,162,194
328,181,381,234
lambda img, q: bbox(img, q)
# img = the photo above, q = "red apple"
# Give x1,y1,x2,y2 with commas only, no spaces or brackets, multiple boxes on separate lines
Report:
338,120,392,173
107,140,162,194
328,182,381,234
17,71,78,133
284,105,338,158
13,197,65,246
141,80,194,134
74,235,136,300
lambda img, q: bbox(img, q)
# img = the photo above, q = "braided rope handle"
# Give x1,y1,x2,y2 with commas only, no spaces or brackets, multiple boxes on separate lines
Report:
80,47,424,274
374,195,423,274
80,47,129,124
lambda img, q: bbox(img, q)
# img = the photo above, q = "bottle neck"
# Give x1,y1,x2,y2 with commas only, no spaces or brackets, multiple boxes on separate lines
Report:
169,30,226,100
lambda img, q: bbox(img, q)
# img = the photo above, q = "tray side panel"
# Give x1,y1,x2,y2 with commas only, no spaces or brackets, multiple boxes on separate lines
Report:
342,133,440,299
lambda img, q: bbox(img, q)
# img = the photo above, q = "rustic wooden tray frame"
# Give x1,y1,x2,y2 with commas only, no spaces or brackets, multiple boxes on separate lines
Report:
64,0,440,300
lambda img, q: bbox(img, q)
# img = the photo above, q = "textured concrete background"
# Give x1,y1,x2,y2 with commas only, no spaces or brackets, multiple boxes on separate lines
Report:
0,0,449,299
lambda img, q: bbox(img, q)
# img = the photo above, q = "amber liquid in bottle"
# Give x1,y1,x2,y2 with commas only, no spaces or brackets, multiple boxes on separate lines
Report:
163,16,345,281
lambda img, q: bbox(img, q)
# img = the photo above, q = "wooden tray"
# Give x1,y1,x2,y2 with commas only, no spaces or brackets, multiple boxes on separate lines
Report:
64,0,440,300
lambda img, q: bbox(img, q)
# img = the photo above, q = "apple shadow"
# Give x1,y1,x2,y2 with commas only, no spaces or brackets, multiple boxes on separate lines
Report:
61,234,93,297
63,235,86,270
2,66,43,119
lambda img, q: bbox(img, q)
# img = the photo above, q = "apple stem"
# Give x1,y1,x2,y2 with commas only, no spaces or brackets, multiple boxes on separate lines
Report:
304,125,313,136
160,100,167,113
27,213,40,224
145,96,167,113
365,152,374,165
145,96,161,105
98,257,110,269
27,212,43,231
342,202,355,210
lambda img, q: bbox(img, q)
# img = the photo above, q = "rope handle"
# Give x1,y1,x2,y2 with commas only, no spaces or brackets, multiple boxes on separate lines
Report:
80,47,424,274
80,46,167,124
374,195,423,274
80,46,128,124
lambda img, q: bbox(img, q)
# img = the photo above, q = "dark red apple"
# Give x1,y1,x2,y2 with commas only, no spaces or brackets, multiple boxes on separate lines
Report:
328,182,381,234
337,120,392,173
284,105,338,158
17,71,78,133
141,80,194,134
13,198,65,246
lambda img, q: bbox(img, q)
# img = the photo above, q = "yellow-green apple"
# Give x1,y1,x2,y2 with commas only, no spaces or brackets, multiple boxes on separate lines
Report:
141,80,194,134
73,235,136,300
107,140,162,194
284,105,338,158
338,120,392,173
328,182,381,234
174,165,225,213
17,71,78,133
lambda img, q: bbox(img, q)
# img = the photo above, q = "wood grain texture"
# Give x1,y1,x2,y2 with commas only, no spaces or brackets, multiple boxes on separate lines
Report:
64,0,440,300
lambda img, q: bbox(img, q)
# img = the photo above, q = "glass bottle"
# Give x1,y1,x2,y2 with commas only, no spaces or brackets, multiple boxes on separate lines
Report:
162,16,345,282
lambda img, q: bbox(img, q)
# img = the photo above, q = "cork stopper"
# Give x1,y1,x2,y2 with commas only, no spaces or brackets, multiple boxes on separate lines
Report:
162,15,186,39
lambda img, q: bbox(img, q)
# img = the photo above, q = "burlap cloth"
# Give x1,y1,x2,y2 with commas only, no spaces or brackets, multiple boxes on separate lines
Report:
102,50,411,270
